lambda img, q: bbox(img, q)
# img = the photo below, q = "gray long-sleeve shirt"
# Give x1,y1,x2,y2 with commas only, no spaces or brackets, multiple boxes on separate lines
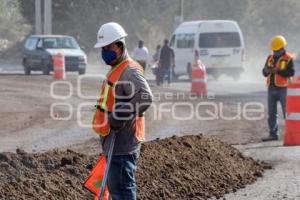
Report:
100,56,153,156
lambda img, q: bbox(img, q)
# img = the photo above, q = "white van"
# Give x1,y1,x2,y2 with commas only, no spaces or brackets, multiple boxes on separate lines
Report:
170,20,245,80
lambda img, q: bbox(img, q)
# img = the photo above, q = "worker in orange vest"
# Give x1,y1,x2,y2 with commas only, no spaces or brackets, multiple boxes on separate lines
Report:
93,22,153,199
262,35,295,142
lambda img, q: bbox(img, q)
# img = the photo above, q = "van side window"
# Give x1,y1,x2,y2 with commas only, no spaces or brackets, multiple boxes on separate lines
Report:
170,35,176,47
177,33,195,48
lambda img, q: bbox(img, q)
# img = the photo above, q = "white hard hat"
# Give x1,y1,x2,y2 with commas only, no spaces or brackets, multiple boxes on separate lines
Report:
94,22,127,48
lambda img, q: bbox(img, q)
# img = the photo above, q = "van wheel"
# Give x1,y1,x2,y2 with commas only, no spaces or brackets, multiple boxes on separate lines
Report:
187,63,192,80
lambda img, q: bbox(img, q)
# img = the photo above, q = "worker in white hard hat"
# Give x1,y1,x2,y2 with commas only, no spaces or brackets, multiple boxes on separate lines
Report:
262,35,295,142
92,22,153,199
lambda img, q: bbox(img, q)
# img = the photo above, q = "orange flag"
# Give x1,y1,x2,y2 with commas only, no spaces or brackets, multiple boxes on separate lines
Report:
84,155,110,200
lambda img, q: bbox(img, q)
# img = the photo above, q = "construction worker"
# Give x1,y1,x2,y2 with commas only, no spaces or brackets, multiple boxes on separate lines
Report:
157,39,175,86
262,35,295,142
132,40,149,71
93,22,153,199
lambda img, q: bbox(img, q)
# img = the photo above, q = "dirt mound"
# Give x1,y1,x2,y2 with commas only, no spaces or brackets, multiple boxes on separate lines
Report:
0,135,268,200
137,135,268,199
0,149,95,200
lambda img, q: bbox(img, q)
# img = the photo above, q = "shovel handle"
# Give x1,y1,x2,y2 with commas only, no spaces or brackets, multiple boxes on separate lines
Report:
98,132,116,200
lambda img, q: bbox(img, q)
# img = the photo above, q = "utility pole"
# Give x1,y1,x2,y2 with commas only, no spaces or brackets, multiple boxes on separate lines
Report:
35,0,42,34
35,0,52,35
174,0,184,29
180,0,184,22
44,0,52,34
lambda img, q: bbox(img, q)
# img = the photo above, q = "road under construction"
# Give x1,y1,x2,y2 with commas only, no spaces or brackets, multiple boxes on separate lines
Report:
0,62,300,199
1,1,300,199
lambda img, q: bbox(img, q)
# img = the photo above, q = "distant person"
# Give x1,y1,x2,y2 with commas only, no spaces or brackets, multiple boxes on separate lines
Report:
157,39,175,86
132,40,149,70
262,35,295,142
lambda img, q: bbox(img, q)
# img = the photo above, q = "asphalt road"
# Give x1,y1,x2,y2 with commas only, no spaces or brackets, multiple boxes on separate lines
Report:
214,142,300,200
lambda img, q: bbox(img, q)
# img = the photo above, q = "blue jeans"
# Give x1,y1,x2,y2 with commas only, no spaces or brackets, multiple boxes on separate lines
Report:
157,67,171,85
164,67,172,84
107,152,139,200
268,85,287,137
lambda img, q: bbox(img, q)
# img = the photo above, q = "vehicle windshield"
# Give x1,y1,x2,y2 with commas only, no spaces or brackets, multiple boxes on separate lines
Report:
199,32,241,48
42,37,80,49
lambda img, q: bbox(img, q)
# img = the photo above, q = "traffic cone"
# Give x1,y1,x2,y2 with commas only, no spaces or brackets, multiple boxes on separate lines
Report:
297,76,300,82
191,59,207,96
284,81,300,146
53,53,66,80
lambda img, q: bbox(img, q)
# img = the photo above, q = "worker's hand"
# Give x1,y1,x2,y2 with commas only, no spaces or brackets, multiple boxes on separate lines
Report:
270,67,279,74
264,67,276,74
263,67,272,74
108,113,125,130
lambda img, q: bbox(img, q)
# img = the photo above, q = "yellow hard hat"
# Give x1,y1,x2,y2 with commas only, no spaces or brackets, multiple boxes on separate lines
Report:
270,35,287,51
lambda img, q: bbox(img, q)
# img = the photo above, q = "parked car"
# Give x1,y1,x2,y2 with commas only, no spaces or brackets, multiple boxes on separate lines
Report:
22,35,87,75
169,20,245,80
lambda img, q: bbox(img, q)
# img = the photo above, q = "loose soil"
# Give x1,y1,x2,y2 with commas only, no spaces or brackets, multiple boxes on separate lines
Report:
0,134,269,200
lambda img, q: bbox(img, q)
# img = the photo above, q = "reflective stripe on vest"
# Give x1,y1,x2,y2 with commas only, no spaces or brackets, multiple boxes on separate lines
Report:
287,88,300,96
286,112,300,121
100,84,110,110
192,78,206,83
266,53,293,87
92,58,145,139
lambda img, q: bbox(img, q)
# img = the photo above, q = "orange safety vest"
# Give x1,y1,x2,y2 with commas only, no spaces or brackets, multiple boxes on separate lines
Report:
92,58,145,140
266,52,293,87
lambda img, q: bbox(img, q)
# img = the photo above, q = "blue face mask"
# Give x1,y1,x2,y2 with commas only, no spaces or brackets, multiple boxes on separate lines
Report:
273,49,285,57
101,48,117,65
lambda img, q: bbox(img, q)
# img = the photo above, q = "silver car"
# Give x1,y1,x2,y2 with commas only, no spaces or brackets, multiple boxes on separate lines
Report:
22,35,87,75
